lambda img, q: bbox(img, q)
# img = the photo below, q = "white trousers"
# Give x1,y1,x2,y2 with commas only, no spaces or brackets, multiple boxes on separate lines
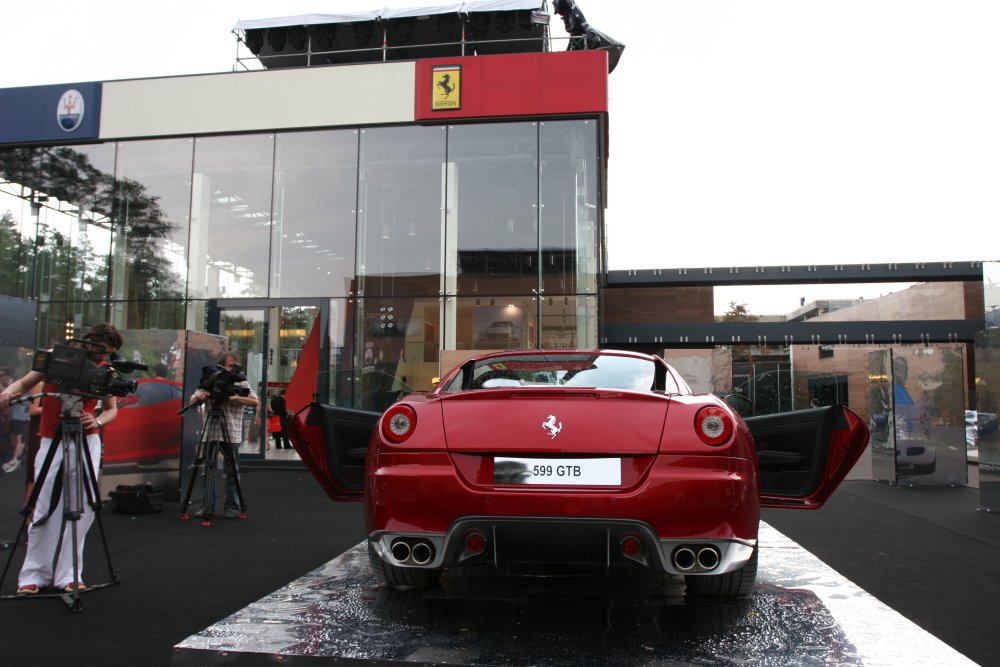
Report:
18,433,102,589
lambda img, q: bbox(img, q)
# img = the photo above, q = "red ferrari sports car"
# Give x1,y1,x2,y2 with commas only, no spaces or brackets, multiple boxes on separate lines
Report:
289,350,869,596
101,377,183,464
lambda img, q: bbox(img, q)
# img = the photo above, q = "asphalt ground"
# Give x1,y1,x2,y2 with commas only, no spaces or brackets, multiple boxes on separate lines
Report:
0,467,993,666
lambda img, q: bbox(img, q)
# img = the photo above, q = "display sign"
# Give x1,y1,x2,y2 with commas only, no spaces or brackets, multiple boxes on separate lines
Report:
431,64,461,111
494,457,621,485
0,82,102,145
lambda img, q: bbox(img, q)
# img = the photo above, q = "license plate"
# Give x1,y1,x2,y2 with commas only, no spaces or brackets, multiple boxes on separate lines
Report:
494,457,621,485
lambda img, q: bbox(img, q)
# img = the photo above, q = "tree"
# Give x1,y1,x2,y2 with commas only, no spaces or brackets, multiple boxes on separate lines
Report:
721,300,759,323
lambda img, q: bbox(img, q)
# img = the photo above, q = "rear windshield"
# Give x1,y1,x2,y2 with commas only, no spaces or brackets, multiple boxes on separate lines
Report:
445,353,657,391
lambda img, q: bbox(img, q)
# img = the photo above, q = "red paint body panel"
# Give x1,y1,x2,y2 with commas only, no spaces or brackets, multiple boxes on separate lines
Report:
102,378,181,464
439,390,669,455
366,450,760,540
414,51,609,121
288,403,352,502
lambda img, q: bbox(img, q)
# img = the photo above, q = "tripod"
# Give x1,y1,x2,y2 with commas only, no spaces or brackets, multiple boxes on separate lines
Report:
179,397,248,526
0,393,119,611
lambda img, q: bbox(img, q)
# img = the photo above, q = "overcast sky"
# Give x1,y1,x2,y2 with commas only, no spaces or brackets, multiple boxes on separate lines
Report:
1,1,997,312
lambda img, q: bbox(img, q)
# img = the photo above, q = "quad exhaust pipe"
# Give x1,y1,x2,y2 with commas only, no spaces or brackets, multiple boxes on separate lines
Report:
671,545,721,572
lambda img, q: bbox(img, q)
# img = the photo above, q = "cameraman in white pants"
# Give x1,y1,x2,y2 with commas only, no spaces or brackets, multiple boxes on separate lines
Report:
0,323,122,595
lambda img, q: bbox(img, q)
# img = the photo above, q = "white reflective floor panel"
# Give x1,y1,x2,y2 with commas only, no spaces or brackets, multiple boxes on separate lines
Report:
174,522,976,666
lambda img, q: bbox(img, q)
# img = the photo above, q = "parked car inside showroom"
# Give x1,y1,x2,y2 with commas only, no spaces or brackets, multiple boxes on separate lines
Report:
101,377,183,464
289,349,869,596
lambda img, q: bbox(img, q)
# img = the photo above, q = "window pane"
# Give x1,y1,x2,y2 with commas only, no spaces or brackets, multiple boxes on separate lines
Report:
189,134,274,299
357,126,445,297
540,294,597,349
539,120,600,295
112,138,193,327
350,296,441,410
36,301,109,347
449,122,539,296
0,145,117,304
271,130,358,297
453,295,538,351
715,282,973,321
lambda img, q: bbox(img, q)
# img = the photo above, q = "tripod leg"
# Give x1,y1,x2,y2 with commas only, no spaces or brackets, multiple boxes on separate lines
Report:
220,443,247,518
0,509,32,593
15,436,67,593
0,431,62,592
215,410,247,518
180,433,211,518
52,430,93,604
200,442,219,525
79,431,118,585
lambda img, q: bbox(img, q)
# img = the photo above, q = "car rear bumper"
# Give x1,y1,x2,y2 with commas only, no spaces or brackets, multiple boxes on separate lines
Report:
366,451,760,544
370,517,756,577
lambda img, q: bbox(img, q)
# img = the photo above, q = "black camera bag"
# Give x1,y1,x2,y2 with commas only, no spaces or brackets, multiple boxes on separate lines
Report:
109,482,164,514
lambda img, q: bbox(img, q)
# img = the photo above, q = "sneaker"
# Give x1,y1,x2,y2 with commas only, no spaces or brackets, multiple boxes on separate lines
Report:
224,509,239,519
16,584,39,596
2,459,19,473
62,582,87,593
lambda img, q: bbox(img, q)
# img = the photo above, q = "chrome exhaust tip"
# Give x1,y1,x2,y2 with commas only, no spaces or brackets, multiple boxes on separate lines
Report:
390,540,411,563
673,546,697,572
410,541,434,566
697,546,721,571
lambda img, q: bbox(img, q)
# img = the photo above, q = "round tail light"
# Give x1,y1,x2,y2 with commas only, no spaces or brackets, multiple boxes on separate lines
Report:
381,404,417,443
694,406,734,446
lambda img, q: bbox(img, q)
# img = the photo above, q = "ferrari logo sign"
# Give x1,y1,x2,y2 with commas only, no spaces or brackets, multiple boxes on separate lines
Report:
541,415,563,439
431,65,461,111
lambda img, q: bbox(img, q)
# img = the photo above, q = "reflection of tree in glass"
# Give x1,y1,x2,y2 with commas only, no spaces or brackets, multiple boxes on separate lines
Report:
0,211,31,297
108,176,185,320
0,146,185,326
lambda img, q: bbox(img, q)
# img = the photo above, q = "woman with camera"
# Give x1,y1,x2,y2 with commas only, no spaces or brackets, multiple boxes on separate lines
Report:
0,323,122,596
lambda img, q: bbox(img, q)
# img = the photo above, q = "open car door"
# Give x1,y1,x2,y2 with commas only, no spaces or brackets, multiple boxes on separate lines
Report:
288,403,378,501
291,401,869,507
746,405,870,509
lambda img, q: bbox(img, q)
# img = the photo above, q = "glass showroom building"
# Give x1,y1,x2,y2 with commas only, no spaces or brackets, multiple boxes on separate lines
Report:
1,3,996,496
0,6,612,417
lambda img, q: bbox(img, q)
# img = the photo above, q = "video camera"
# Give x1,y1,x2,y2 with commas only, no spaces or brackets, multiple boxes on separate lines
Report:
32,341,147,398
197,363,251,401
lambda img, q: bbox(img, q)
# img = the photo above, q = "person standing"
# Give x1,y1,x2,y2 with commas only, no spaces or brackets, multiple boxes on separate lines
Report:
188,352,258,519
269,388,291,450
0,323,122,595
0,367,12,463
2,395,30,473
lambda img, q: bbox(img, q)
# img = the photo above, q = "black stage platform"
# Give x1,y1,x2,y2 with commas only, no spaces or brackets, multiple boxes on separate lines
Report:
173,523,974,666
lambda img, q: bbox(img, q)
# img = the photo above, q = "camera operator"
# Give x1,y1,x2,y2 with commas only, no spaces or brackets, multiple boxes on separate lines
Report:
0,323,123,596
188,351,259,520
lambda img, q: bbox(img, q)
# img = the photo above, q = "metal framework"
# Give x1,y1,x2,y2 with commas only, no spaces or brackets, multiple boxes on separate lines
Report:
602,261,986,347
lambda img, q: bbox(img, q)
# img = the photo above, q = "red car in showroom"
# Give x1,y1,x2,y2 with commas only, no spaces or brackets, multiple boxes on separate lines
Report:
289,350,869,596
101,378,183,464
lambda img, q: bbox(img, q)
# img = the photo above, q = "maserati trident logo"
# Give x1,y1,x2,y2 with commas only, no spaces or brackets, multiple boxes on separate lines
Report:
56,89,85,132
541,415,563,439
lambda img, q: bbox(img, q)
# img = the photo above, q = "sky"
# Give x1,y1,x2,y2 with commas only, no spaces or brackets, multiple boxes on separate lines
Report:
1,1,998,314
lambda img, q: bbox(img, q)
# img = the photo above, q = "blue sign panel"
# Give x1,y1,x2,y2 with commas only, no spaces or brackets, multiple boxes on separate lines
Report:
0,82,102,145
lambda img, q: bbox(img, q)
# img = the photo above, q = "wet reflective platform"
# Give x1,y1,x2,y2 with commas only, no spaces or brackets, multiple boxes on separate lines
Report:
174,523,975,666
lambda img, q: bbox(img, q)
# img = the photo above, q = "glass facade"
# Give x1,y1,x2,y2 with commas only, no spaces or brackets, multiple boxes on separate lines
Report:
0,119,601,407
